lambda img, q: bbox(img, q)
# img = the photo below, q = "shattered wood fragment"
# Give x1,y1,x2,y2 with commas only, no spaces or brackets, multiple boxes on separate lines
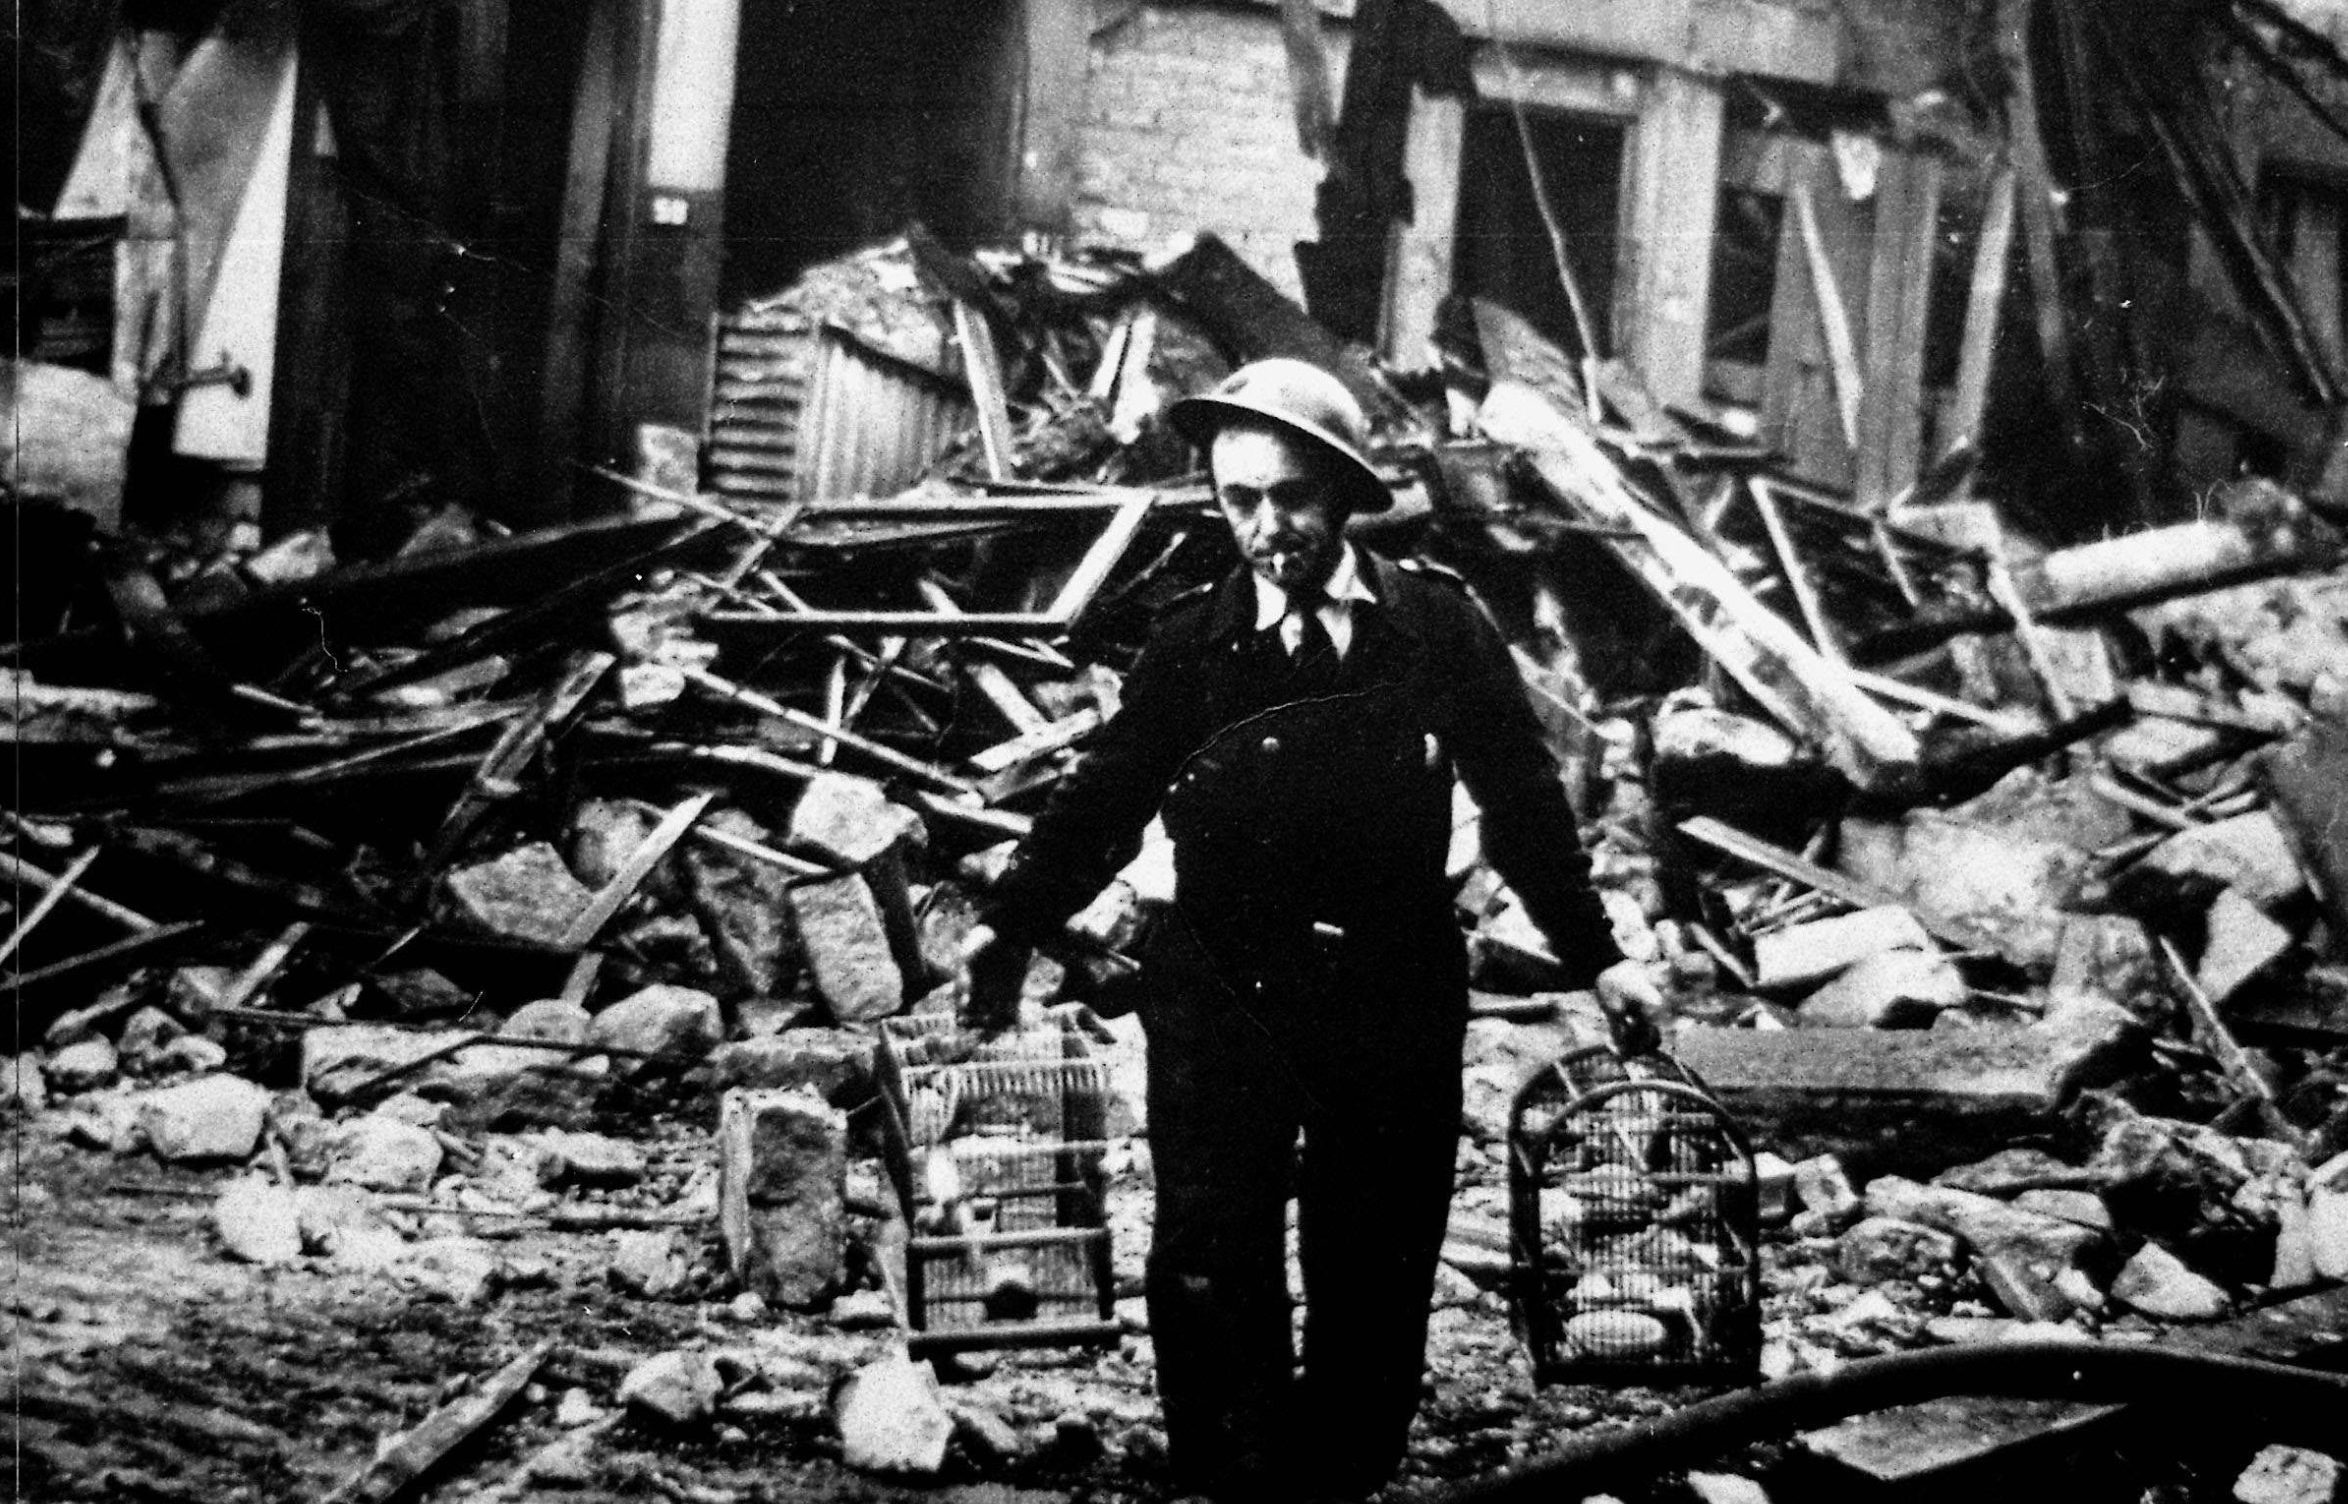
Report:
0,846,102,967
953,300,1016,481
0,848,157,933
685,668,977,795
557,791,716,949
210,920,314,1015
1,921,209,995
2157,938,2302,1149
1481,383,1922,792
320,1344,550,1504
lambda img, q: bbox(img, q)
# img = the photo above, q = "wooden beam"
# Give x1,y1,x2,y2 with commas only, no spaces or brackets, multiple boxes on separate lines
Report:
1946,164,2017,456
1615,67,1726,408
1013,0,1087,232
537,0,623,520
1791,178,1865,448
1857,151,1943,507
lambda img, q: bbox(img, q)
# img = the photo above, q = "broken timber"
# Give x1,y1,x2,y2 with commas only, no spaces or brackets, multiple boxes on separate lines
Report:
320,1344,550,1504
1480,381,1923,794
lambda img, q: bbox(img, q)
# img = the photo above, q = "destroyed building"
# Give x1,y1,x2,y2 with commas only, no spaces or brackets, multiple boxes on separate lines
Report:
10,0,2348,1501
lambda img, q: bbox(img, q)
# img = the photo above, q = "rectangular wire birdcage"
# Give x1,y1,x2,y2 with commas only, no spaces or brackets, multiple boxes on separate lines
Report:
1508,1046,1762,1386
874,1008,1122,1355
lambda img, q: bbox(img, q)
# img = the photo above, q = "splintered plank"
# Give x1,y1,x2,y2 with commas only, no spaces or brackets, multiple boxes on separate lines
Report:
321,1344,549,1504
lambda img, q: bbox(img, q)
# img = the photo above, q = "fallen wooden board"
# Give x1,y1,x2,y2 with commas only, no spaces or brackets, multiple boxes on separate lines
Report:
1797,1394,2124,1488
321,1343,549,1504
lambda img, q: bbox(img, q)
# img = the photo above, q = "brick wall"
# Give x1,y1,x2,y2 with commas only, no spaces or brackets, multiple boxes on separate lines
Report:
1073,2,1352,301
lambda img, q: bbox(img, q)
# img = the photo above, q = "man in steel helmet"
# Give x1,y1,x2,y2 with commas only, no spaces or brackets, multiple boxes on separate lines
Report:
961,357,1656,1502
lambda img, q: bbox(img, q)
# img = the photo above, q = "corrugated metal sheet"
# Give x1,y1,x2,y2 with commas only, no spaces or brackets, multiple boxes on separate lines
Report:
707,311,972,505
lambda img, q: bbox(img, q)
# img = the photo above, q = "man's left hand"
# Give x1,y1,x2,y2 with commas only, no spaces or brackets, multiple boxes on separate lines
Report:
1595,958,1668,1056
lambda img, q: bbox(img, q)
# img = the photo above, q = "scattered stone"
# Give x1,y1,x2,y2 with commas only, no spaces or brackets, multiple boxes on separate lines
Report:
2111,1242,2230,1320
137,1074,271,1162
1792,1155,1861,1229
116,1007,186,1068
154,1035,227,1076
1798,949,1966,1029
828,1289,897,1330
833,1355,952,1475
1837,1217,1962,1286
373,1091,448,1128
2308,1180,2348,1283
47,1038,119,1093
1863,1177,2106,1281
609,1229,696,1300
325,1114,445,1192
365,967,472,1020
2048,913,2161,1016
1686,1473,1773,1504
504,999,593,1044
63,1089,145,1152
2014,1188,2113,1233
164,965,238,1022
787,876,906,1023
294,1184,406,1267
538,1130,646,1189
2123,811,2306,913
213,1174,303,1265
396,1235,505,1305
702,1030,875,1107
301,1024,479,1104
619,1349,723,1427
788,771,922,868
2198,888,2297,1004
945,1393,1030,1467
728,1291,769,1322
719,1088,847,1307
553,1388,605,1429
1753,907,1933,991
438,841,593,946
1933,1147,2102,1196
588,983,722,1066
2233,1445,2345,1504
3,1054,48,1114
2272,1189,2320,1291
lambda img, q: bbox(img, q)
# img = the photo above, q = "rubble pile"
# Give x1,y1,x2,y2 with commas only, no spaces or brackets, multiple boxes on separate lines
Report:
9,227,2348,1500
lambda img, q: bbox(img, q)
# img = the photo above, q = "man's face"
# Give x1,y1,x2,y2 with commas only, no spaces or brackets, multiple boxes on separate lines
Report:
1211,423,1348,594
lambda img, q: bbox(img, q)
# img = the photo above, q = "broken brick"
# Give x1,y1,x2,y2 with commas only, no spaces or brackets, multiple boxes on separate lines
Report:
786,875,905,1024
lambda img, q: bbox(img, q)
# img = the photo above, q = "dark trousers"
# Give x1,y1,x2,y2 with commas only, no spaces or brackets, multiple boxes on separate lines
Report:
1139,921,1466,1501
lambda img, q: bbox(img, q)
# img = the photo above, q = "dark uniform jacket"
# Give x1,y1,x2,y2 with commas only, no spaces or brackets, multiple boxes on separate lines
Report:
983,551,1621,1008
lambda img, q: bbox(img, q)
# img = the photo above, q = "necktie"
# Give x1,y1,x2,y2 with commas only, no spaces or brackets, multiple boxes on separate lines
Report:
1287,591,1334,663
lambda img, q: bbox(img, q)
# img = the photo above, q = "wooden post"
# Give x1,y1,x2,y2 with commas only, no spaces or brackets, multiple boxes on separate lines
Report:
1856,150,1943,508
1947,164,2017,454
1013,0,1087,234
1615,66,1725,409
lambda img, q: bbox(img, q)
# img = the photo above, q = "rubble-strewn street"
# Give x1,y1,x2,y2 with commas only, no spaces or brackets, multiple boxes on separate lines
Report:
18,0,2348,1500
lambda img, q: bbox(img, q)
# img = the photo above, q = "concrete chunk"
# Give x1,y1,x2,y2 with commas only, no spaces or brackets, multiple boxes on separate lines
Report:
703,1029,875,1106
47,1037,119,1093
2123,811,2306,913
620,1349,723,1426
1798,948,1966,1028
1673,1006,2144,1172
1753,906,1932,990
2111,1241,2230,1320
4,1054,49,1114
2197,887,2296,1004
539,1129,646,1188
718,1088,846,1307
213,1174,304,1265
325,1114,445,1192
117,1007,187,1069
1837,1216,1962,1285
2234,1445,2345,1504
833,1355,952,1476
438,841,592,946
1863,1176,2106,1278
788,772,922,868
138,1074,271,1162
589,983,722,1065
787,876,904,1023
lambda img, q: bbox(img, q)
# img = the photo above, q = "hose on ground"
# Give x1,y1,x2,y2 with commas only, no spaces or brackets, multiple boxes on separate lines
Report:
1417,1340,2348,1502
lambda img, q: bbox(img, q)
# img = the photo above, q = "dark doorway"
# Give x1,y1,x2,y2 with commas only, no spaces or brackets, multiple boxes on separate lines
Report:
723,0,1022,300
1451,105,1626,360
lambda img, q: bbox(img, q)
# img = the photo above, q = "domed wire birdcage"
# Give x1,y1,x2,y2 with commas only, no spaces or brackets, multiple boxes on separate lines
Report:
1508,1045,1762,1386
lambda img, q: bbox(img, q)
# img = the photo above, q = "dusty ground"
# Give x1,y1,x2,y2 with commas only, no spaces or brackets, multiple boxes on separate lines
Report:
5,1095,1704,1504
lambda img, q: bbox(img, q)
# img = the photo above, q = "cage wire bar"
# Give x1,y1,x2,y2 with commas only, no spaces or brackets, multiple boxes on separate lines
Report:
875,1008,1122,1354
1509,1046,1762,1386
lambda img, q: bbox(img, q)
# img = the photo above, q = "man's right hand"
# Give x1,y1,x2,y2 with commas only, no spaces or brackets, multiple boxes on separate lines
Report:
957,923,1032,1036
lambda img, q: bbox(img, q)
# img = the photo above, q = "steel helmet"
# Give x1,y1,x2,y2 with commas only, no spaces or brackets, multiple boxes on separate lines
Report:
1167,358,1392,514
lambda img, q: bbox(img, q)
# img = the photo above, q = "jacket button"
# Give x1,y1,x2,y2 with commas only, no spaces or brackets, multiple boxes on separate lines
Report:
1259,736,1281,756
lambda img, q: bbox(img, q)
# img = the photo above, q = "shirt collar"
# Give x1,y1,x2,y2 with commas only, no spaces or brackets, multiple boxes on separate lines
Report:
1249,543,1378,631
